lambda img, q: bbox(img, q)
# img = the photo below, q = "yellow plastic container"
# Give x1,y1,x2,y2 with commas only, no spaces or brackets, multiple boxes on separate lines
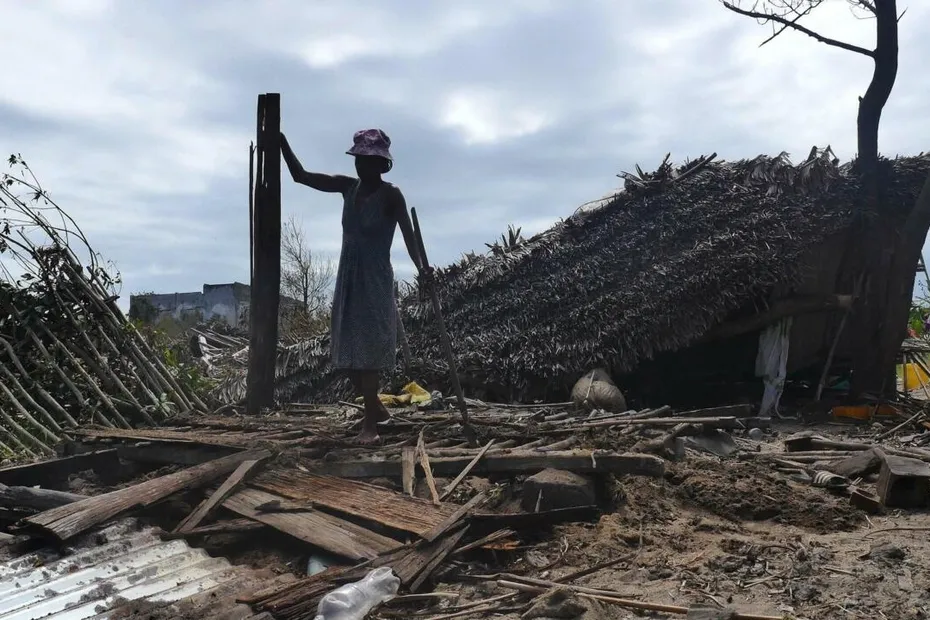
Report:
832,404,898,421
902,362,930,391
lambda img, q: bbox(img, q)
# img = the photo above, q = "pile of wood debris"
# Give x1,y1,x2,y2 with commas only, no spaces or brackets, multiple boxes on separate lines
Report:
2,399,930,619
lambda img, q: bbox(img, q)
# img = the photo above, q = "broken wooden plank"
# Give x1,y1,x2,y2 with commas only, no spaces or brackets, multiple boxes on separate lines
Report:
402,446,417,497
784,435,871,452
0,450,120,489
421,492,487,543
250,469,457,536
223,487,402,561
22,449,270,542
452,528,516,556
674,404,754,418
471,506,599,532
576,416,768,430
417,430,441,505
174,456,267,534
0,483,86,512
440,440,494,501
850,488,882,514
411,527,469,592
783,434,930,464
315,451,665,479
161,518,266,540
68,427,247,446
62,438,241,466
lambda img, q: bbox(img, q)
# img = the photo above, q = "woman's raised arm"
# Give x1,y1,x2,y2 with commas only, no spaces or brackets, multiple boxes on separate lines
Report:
281,133,354,194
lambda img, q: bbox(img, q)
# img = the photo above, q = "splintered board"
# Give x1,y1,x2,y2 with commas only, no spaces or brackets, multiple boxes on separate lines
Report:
250,470,459,536
223,487,402,561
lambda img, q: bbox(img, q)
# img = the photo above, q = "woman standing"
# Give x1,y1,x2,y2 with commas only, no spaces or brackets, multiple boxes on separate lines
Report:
281,129,427,443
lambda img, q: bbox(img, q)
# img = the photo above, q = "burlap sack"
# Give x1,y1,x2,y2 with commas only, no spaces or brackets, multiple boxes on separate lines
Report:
570,368,627,412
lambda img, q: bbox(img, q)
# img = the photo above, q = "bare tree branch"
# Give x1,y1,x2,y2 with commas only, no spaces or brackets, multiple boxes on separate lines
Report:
758,7,810,48
722,1,876,57
280,214,335,318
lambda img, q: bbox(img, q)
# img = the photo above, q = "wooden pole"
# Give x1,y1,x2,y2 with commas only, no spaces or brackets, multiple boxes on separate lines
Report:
246,94,282,414
249,141,256,289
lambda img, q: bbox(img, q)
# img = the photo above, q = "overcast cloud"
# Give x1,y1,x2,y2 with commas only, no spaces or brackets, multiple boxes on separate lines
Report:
1,0,928,305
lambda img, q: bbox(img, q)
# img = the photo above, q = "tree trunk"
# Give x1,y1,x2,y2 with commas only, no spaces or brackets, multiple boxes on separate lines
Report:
845,0,902,397
855,0,899,177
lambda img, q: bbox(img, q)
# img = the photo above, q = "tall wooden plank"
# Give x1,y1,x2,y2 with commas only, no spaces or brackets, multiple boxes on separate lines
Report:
247,93,282,413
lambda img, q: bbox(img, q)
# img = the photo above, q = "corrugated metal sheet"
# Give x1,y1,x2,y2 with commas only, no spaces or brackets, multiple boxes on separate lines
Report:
0,518,252,619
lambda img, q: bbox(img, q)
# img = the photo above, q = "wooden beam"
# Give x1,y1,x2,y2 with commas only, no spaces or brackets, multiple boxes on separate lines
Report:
0,483,87,512
173,457,267,534
247,92,282,414
314,451,665,479
22,449,270,542
702,294,853,342
0,450,119,490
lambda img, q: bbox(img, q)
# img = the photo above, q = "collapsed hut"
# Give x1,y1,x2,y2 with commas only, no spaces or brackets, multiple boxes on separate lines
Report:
210,148,930,408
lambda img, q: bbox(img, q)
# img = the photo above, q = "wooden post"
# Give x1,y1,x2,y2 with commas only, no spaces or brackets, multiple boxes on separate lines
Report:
246,94,282,414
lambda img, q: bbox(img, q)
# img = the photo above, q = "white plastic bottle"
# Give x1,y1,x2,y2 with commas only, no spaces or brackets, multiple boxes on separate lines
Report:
314,567,401,620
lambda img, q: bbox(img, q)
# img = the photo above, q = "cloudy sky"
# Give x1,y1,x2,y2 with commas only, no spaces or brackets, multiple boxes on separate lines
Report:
1,0,927,306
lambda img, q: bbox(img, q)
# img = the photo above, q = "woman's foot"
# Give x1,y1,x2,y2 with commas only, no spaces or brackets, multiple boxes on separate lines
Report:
356,419,381,445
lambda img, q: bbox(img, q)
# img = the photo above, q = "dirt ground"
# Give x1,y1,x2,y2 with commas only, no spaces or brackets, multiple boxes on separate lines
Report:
421,425,930,620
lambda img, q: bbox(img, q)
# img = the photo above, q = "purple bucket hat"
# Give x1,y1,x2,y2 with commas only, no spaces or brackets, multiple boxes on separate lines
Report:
346,128,393,161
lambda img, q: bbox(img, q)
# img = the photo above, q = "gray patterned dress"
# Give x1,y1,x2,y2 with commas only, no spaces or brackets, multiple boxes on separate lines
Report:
330,179,398,371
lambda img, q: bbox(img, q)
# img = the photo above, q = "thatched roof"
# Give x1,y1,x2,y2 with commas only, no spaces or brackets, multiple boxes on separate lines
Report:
213,149,930,404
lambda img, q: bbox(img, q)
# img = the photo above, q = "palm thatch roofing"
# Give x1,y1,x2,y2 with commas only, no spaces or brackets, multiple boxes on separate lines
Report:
213,148,930,404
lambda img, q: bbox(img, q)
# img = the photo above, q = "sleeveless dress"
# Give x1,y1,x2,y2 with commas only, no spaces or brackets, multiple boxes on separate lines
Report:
330,179,398,370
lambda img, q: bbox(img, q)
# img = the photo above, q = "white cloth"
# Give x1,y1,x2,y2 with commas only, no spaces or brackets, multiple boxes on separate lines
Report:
755,318,792,418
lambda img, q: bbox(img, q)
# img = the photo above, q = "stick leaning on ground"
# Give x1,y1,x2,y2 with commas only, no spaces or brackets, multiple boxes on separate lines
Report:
410,207,476,446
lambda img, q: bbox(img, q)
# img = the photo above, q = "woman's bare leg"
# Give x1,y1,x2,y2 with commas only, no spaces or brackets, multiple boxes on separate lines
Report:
355,370,389,443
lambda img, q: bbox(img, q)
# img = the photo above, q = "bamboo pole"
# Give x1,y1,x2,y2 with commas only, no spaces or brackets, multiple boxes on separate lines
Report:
0,382,58,447
0,336,79,427
54,285,161,410
33,323,133,429
60,257,199,411
0,352,66,432
60,250,199,409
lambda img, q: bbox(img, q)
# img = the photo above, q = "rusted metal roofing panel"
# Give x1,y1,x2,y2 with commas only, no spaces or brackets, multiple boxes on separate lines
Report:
0,519,249,619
